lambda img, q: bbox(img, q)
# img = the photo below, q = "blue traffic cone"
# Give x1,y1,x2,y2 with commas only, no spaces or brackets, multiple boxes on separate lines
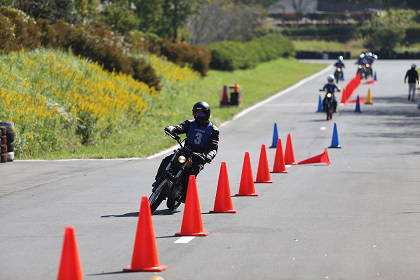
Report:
374,71,377,81
341,71,345,81
328,122,341,149
317,95,323,112
355,95,361,113
270,123,279,148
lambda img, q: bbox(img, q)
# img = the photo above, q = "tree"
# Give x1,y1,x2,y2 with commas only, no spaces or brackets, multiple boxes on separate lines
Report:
132,0,164,34
102,0,139,33
14,0,78,22
188,0,265,44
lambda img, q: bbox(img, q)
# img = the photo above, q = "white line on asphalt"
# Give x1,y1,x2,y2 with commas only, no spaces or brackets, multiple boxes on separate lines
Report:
230,65,333,121
320,127,326,130
148,65,333,160
174,236,195,243
263,103,315,107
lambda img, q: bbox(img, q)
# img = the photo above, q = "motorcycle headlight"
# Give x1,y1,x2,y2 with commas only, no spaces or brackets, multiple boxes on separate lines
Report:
327,93,332,98
366,64,370,67
358,65,362,68
337,68,341,71
178,155,187,163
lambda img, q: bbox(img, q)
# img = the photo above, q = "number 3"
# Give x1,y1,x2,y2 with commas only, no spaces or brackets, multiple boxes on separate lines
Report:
194,132,202,144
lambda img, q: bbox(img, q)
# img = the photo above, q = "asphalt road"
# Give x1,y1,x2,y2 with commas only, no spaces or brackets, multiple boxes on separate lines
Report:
1,60,419,280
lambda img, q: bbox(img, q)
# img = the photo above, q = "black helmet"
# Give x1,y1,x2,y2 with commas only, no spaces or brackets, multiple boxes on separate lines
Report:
192,101,210,125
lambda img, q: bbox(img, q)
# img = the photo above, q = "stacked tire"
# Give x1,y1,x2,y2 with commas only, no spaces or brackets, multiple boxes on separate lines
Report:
0,122,15,162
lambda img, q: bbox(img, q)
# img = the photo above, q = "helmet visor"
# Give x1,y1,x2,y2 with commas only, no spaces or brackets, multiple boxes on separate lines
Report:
193,109,206,118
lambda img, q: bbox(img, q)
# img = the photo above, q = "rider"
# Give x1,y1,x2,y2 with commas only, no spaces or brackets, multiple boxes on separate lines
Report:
356,53,367,65
152,101,219,202
334,56,345,69
321,75,341,112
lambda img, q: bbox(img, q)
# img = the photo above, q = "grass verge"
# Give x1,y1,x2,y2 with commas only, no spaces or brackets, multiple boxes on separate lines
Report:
2,49,327,159
63,58,327,159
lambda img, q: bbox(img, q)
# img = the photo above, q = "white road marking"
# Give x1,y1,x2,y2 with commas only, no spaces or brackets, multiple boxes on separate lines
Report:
263,103,315,107
231,65,333,121
320,127,326,130
174,236,195,243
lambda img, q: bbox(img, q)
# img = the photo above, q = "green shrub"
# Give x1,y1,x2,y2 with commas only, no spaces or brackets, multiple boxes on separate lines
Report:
159,40,211,76
0,6,41,52
128,31,162,54
363,27,406,51
39,20,161,90
209,34,295,71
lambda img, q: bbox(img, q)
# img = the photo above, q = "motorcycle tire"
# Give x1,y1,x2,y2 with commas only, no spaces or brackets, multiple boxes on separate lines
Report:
167,198,182,211
149,178,172,213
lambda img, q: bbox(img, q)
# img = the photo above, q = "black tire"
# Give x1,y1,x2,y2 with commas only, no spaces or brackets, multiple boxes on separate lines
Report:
8,142,14,153
149,178,172,213
167,197,181,211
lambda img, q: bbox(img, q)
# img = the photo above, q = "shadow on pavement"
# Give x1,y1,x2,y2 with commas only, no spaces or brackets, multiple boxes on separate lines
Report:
101,212,139,218
87,271,126,276
101,209,179,218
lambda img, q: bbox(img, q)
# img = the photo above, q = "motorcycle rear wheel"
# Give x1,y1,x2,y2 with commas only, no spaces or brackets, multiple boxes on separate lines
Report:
149,178,172,213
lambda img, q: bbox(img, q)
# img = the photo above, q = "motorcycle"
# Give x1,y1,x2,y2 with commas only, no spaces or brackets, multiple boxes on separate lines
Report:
320,89,337,121
357,63,373,79
149,130,204,213
357,64,367,79
334,67,343,83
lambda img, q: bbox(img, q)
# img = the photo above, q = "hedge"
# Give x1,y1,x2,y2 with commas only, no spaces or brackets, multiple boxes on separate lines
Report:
128,32,212,76
208,34,295,71
0,7,160,90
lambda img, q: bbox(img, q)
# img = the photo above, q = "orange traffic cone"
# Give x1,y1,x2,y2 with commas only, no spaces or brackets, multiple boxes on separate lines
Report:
298,149,330,166
366,88,373,105
210,162,237,213
272,139,288,173
255,144,273,183
235,152,258,196
284,134,297,165
57,227,83,280
123,197,167,272
220,85,229,106
176,175,208,236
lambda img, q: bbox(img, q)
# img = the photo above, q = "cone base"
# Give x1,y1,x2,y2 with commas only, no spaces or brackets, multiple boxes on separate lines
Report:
269,146,276,148
175,232,208,236
254,180,273,183
298,162,329,165
328,146,341,149
271,170,288,173
209,209,237,214
123,265,168,272
365,102,373,105
235,193,258,196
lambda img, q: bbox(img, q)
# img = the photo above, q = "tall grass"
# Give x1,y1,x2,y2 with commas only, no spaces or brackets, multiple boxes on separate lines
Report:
0,48,157,158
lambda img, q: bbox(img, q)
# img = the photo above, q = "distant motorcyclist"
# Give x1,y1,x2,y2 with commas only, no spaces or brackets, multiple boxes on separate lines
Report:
364,52,378,65
334,56,345,82
320,75,341,112
334,56,345,69
152,101,219,203
356,53,367,65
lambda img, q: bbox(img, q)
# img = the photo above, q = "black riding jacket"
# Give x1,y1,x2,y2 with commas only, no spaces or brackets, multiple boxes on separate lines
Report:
166,120,219,163
405,69,419,84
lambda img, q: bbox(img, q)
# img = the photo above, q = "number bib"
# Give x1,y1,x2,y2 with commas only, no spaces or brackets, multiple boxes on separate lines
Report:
187,121,213,148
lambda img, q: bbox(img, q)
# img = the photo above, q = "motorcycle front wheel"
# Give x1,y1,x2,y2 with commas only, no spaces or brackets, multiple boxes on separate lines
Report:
149,178,172,213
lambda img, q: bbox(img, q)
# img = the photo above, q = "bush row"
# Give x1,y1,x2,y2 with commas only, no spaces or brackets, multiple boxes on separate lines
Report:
0,7,160,90
208,34,295,71
358,26,420,45
282,25,420,45
128,32,211,76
